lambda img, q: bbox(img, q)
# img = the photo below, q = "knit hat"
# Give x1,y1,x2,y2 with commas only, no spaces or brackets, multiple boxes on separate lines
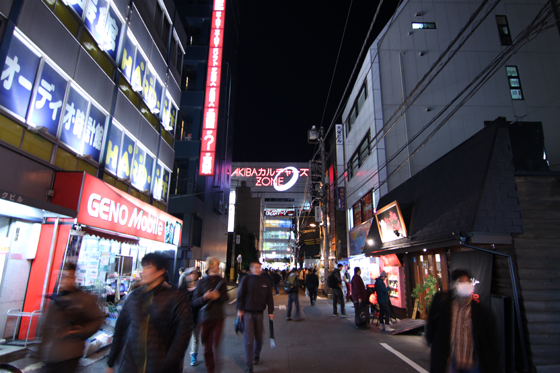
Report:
380,271,388,278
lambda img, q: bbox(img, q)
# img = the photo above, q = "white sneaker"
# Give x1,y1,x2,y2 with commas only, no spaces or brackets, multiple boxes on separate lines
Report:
385,325,395,332
379,324,385,331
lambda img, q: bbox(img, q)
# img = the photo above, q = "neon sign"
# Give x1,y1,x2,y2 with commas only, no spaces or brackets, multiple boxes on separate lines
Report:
232,167,309,192
199,0,226,176
264,209,294,216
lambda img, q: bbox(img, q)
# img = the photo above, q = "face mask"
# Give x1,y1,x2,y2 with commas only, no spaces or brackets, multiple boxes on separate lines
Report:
456,282,474,298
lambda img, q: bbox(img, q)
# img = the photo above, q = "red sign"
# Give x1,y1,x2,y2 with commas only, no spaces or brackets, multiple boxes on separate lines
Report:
51,173,183,244
380,254,401,267
199,0,227,176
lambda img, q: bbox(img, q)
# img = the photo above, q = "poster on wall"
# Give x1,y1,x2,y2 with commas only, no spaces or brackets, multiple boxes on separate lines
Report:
362,193,374,222
450,251,493,307
375,200,407,243
348,219,372,256
353,202,362,226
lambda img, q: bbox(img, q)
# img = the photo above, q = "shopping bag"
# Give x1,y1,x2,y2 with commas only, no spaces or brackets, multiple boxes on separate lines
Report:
269,319,276,348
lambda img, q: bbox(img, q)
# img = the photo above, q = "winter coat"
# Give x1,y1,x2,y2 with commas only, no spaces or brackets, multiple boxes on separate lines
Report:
426,292,499,373
40,287,103,363
106,282,193,373
192,274,228,322
237,274,274,314
286,272,299,294
333,268,342,286
273,272,282,285
263,271,273,285
351,275,367,303
305,273,319,290
375,277,390,304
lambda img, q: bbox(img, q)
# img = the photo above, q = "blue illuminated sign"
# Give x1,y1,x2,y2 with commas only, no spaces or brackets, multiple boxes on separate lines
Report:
83,104,106,162
143,152,155,192
120,33,136,82
64,0,86,18
84,0,121,61
131,50,145,92
105,122,122,174
28,62,67,136
117,132,134,179
0,34,40,120
131,145,147,190
60,87,89,152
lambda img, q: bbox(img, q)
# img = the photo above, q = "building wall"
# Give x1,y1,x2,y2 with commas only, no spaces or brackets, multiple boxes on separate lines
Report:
343,0,560,211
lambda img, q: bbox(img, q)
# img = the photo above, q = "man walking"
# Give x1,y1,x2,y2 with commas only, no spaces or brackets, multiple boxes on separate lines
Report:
351,267,369,330
330,264,348,317
375,271,394,332
106,253,193,373
285,269,300,320
40,263,103,373
192,257,229,373
305,268,319,306
272,270,281,296
427,269,499,373
236,262,274,373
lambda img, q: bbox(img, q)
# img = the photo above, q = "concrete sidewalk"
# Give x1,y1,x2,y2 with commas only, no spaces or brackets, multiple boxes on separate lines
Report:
10,288,431,372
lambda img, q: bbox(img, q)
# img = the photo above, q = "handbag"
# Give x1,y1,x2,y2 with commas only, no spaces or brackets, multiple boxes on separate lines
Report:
357,301,370,324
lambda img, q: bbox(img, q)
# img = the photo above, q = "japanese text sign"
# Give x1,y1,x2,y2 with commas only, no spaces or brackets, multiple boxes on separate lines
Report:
28,62,67,136
199,0,227,176
0,33,40,120
84,0,122,61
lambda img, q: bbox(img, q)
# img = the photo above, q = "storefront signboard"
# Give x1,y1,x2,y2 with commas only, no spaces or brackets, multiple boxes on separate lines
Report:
353,201,362,226
199,0,227,176
264,209,294,216
361,192,373,222
375,200,407,243
348,218,372,256
52,173,182,244
231,166,309,192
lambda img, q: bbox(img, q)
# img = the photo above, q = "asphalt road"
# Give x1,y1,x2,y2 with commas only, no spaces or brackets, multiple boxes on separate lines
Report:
12,285,431,373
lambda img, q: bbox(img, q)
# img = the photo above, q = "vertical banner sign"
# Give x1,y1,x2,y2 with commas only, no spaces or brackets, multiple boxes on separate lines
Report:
337,187,346,210
335,124,343,145
199,0,226,176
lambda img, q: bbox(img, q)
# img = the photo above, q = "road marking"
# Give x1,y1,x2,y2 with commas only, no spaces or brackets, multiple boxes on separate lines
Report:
380,343,428,373
23,362,44,372
273,305,286,310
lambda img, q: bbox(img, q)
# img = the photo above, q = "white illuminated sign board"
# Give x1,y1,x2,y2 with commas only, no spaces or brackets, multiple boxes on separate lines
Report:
231,166,309,192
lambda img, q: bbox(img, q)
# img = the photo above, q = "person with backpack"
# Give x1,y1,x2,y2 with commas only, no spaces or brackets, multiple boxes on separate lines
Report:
305,268,319,306
328,264,348,317
285,269,300,320
351,267,370,330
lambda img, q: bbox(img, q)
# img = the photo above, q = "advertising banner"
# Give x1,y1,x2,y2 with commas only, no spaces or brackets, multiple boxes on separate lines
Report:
348,219,372,256
361,193,373,222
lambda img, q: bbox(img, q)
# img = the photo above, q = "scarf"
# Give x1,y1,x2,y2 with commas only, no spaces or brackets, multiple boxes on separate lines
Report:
450,296,474,370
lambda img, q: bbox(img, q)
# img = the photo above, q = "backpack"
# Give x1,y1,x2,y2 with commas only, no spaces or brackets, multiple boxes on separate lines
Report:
284,275,296,292
327,272,338,288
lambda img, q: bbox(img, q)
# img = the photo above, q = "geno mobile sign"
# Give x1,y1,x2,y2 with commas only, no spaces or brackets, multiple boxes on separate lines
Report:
199,0,226,177
232,166,309,192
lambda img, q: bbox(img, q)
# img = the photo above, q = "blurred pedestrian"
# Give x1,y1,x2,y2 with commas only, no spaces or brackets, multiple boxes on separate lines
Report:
236,262,274,373
106,253,193,373
192,257,228,373
344,265,352,302
238,268,248,284
40,263,103,373
272,270,281,296
427,269,499,373
262,268,272,285
351,267,369,330
285,269,300,320
375,271,394,332
180,268,202,366
305,268,319,306
329,264,348,317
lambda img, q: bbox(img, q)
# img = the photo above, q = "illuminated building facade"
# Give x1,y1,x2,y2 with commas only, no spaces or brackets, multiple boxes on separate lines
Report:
169,0,238,269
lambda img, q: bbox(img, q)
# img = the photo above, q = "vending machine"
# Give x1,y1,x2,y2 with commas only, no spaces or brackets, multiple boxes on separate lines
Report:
384,266,406,308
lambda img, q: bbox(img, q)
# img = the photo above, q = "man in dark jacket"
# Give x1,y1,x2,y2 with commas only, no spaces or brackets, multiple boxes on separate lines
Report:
305,269,319,306
272,270,281,296
106,253,193,373
427,269,499,373
375,271,394,332
351,267,369,330
331,264,348,317
180,268,202,366
262,268,273,285
40,263,103,373
236,262,274,373
285,269,300,320
192,257,229,373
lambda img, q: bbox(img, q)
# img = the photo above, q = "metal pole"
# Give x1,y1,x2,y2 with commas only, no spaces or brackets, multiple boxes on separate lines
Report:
40,218,59,313
321,132,331,295
460,242,529,372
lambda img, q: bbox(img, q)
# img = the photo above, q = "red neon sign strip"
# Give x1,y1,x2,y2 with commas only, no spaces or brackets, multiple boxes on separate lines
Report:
199,0,226,176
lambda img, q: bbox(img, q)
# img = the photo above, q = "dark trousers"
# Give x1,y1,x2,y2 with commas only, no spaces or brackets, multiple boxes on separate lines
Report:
308,287,317,305
345,282,352,301
379,301,391,325
42,357,80,373
274,283,279,294
332,288,345,314
243,311,264,370
287,292,300,317
201,319,224,373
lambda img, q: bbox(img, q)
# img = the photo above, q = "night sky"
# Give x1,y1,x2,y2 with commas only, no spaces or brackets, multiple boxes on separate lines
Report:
232,0,399,163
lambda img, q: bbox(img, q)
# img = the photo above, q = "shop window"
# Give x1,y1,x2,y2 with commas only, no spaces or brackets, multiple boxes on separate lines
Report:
0,115,24,147
77,159,97,176
53,1,79,37
347,131,371,179
345,80,368,135
21,131,53,162
55,147,78,170
162,129,173,147
496,15,512,46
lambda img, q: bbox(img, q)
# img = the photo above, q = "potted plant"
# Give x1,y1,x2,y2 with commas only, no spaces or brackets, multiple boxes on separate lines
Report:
411,275,438,319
